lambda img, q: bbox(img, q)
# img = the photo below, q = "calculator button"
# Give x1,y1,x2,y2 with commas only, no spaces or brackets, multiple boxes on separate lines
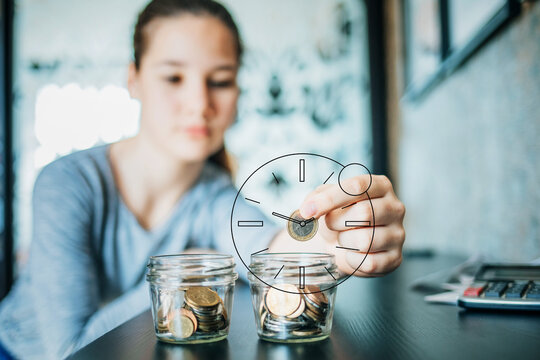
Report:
464,285,486,297
526,284,540,299
505,283,528,299
484,282,508,297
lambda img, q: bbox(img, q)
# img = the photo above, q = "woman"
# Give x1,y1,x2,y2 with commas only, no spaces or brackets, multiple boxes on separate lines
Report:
0,0,405,359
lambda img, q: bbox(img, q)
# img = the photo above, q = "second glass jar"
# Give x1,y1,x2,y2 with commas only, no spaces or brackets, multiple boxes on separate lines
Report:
248,253,338,343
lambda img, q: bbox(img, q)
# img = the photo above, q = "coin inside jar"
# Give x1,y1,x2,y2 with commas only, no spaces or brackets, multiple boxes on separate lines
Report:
286,297,305,319
179,308,198,331
183,287,228,333
216,297,228,323
185,287,220,308
301,285,329,306
256,282,332,339
291,327,323,336
265,284,302,317
286,209,318,241
168,311,195,339
157,303,169,323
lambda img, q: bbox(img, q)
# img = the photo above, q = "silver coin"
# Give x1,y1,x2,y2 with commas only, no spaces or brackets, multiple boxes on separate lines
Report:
291,327,323,337
287,209,318,241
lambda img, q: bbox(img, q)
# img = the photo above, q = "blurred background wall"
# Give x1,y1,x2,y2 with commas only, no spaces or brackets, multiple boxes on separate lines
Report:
387,0,540,260
8,0,373,274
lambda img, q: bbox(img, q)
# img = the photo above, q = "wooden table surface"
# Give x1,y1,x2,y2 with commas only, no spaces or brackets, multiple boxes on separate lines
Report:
70,254,540,360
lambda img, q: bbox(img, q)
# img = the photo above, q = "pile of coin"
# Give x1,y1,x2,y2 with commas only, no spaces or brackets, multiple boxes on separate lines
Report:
155,286,228,339
259,283,329,338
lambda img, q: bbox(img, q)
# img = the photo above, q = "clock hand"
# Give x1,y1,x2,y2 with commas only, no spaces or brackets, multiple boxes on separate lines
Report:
271,212,302,225
304,217,316,225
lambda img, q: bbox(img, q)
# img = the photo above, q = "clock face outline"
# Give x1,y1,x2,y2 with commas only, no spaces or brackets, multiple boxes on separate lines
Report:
230,152,375,294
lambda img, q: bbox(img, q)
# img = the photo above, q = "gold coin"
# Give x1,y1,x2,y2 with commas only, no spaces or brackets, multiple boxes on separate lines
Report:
220,301,228,323
259,298,266,315
286,297,305,319
303,294,322,314
286,209,318,241
301,285,329,306
212,296,228,322
156,293,173,330
179,308,198,331
260,309,268,329
265,284,302,317
185,287,220,308
303,306,325,322
168,312,194,339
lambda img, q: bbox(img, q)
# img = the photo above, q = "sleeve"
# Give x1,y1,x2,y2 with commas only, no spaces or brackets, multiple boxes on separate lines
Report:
28,160,149,359
207,176,281,282
28,160,100,359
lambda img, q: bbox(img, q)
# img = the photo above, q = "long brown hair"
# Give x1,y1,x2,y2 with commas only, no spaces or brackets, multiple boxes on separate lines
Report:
132,0,243,176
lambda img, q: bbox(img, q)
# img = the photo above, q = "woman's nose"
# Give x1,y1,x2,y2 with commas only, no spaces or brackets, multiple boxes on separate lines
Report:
183,81,213,119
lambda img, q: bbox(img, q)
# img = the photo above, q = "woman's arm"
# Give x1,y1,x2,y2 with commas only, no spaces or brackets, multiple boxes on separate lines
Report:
28,160,100,358
28,159,150,358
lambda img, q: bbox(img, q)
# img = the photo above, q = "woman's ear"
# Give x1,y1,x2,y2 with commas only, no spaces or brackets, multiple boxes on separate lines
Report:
127,62,141,100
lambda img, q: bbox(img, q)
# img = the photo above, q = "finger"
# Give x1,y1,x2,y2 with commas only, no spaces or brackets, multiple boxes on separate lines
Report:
299,175,393,219
334,249,403,277
336,224,405,253
325,196,405,230
312,184,333,194
347,248,403,276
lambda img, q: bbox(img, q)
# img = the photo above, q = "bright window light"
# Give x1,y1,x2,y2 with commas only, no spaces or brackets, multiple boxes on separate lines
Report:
34,83,140,169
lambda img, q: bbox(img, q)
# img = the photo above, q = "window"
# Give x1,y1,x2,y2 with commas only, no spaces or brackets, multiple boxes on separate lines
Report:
403,0,521,100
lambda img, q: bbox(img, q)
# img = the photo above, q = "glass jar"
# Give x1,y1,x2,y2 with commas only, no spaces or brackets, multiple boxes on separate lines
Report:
248,253,339,343
146,254,238,344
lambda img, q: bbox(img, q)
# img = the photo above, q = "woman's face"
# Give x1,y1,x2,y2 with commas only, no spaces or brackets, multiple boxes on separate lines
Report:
129,14,239,163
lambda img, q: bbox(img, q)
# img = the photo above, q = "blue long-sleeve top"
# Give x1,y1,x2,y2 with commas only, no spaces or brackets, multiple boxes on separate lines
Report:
0,144,279,359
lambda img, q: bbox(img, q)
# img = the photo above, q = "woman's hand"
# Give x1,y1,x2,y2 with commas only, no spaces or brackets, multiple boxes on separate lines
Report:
299,175,405,277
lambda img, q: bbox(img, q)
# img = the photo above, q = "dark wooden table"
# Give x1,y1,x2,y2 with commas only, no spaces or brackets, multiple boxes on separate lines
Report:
70,254,540,360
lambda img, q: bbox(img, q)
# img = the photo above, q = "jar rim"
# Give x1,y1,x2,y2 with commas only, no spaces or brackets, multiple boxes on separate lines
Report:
251,252,335,261
146,253,238,286
149,253,234,262
249,252,337,280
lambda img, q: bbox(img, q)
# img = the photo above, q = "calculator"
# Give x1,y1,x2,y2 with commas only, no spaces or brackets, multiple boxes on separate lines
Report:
457,263,540,311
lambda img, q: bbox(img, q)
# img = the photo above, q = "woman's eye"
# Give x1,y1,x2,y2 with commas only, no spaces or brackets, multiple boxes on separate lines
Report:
165,75,182,84
208,80,234,88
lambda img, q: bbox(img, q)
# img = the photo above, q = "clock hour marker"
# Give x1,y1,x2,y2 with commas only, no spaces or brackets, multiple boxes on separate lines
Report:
251,248,269,255
274,265,284,279
345,220,371,227
299,159,305,182
272,172,280,184
342,202,357,210
245,197,260,204
323,172,334,185
336,245,360,251
325,266,336,280
237,220,264,227
299,266,305,289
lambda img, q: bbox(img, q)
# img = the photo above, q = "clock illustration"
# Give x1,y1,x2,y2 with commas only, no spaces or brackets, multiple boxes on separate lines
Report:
230,153,374,294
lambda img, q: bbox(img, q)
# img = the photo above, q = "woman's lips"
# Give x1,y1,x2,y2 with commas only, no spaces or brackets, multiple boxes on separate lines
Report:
182,126,210,137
